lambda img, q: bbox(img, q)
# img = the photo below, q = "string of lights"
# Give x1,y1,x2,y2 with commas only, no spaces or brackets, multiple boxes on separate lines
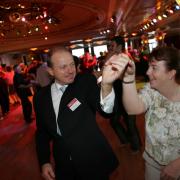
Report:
137,0,180,33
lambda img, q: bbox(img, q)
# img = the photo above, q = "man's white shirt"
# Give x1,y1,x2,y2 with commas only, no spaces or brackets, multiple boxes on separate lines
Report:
51,81,115,135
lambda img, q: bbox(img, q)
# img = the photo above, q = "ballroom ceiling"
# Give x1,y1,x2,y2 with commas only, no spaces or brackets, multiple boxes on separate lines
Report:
0,0,179,53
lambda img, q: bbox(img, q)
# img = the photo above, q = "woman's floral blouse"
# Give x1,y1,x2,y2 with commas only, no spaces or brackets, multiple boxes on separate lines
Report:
139,83,180,165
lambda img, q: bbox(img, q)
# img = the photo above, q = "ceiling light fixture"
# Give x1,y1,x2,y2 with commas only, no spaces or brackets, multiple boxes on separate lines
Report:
0,2,63,38
30,48,38,51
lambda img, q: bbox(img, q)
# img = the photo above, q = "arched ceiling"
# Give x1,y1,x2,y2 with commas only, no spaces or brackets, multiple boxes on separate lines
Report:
0,0,179,54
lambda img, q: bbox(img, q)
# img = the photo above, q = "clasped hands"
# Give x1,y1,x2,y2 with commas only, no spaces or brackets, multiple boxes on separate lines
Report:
101,52,135,85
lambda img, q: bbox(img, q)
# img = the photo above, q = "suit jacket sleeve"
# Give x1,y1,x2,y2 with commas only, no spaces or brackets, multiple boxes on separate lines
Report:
33,91,52,167
84,73,114,118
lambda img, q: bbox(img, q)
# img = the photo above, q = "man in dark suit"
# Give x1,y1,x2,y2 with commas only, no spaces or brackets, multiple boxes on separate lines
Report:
108,36,141,152
33,46,123,180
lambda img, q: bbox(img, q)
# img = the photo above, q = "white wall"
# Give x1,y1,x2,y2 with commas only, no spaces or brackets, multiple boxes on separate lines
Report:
0,54,22,66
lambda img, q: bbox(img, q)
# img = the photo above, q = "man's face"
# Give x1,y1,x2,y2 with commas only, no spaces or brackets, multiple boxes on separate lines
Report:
108,41,123,54
108,41,117,52
48,51,76,85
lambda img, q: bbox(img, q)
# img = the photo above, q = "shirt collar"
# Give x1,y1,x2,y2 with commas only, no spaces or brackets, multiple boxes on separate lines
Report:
54,80,68,91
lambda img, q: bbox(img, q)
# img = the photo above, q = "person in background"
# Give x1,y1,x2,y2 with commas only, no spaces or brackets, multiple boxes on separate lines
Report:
5,66,20,105
136,46,149,81
27,60,40,80
13,64,33,123
108,46,180,180
81,49,97,73
35,61,53,90
19,63,28,74
73,55,81,73
33,46,123,180
107,36,141,152
27,60,41,94
0,71,9,118
164,31,180,50
97,51,106,71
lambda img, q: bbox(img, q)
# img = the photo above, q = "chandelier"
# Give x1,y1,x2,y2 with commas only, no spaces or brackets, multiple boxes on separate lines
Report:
0,2,63,38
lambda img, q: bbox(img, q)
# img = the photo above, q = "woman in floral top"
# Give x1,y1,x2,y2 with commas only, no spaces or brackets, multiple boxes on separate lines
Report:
105,46,180,180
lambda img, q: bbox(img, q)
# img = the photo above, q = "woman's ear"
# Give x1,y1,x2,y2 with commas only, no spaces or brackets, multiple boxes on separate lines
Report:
169,69,176,80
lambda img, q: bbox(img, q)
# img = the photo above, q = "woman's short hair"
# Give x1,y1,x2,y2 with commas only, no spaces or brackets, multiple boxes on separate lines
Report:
149,46,180,84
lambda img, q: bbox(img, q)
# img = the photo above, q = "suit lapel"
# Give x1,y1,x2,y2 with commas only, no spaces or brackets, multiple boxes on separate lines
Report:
59,82,75,112
45,86,57,133
47,86,56,118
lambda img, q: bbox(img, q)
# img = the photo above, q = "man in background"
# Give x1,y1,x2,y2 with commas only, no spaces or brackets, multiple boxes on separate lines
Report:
36,61,53,90
13,64,33,123
108,36,141,152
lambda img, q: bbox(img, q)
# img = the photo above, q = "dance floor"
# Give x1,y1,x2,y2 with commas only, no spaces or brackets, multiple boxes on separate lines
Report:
0,103,145,180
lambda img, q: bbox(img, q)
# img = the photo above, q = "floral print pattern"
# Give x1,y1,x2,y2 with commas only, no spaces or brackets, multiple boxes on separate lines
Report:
139,83,180,165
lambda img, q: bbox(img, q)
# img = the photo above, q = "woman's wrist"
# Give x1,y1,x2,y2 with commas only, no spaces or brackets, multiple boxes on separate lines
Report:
122,80,135,84
122,76,135,84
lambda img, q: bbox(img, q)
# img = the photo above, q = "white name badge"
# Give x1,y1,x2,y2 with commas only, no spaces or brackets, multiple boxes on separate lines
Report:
67,98,81,111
